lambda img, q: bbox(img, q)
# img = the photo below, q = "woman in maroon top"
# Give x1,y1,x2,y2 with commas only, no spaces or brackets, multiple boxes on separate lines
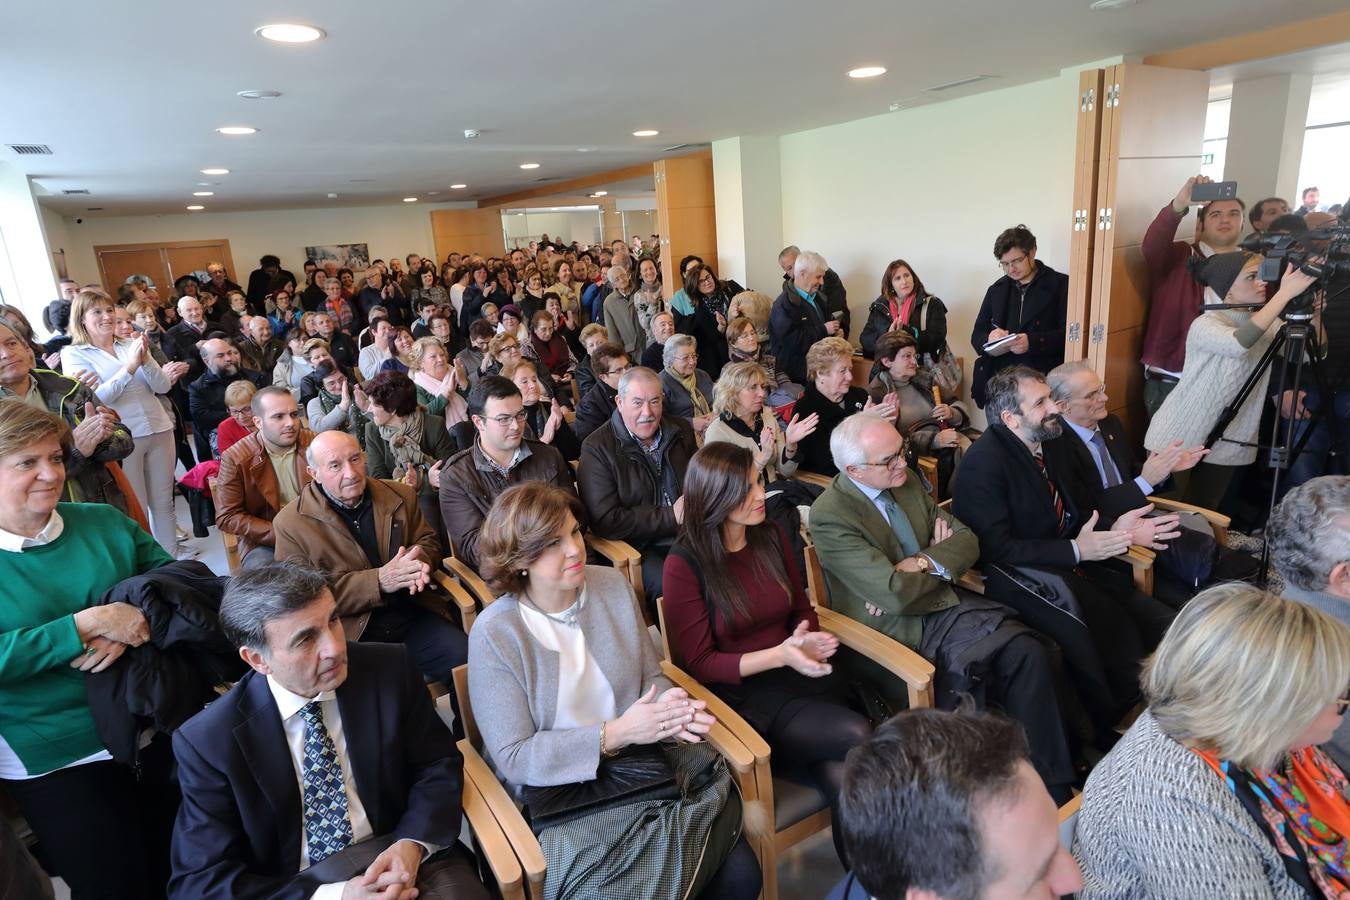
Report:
524,309,578,396
663,441,872,864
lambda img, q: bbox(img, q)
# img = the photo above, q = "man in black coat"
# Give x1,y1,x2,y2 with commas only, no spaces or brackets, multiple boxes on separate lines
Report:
170,563,485,900
312,312,359,373
969,225,1068,407
188,338,268,460
952,366,1175,744
770,249,846,385
573,342,629,442
577,367,697,603
245,254,297,310
164,296,218,383
778,244,849,331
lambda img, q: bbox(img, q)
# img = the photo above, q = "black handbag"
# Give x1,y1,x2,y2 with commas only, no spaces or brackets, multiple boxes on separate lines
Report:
523,742,679,831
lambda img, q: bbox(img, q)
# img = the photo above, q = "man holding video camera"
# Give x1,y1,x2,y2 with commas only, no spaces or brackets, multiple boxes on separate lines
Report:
1140,175,1245,417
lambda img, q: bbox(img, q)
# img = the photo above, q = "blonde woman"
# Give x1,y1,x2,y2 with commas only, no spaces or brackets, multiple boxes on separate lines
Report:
61,290,191,554
704,362,817,484
791,336,897,475
1075,583,1350,899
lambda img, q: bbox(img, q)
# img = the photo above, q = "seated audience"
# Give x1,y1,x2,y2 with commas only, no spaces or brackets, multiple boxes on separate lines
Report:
1145,252,1317,509
1268,476,1350,772
215,291,251,340
457,319,496,390
665,442,869,864
355,305,387,350
633,257,665,338
312,312,358,372
546,294,584,358
468,482,760,900
63,289,191,554
409,268,449,318
811,412,1075,798
496,303,528,344
660,334,715,436
578,367,697,601
216,386,314,569
953,366,1176,744
829,708,1083,900
171,562,486,900
504,359,580,462
266,287,300,339
860,258,949,362
459,263,500,333
769,250,844,385
727,314,799,405
574,341,630,443
542,258,581,315
515,267,548,323
213,379,258,456
321,276,358,334
273,430,467,685
188,338,268,462
359,317,396,380
642,310,677,371
792,336,897,476
271,329,312,400
0,402,179,900
869,331,977,498
523,310,578,395
969,224,1068,407
362,371,455,547
704,361,817,484
0,316,133,514
573,323,608,399
438,375,575,568
377,326,417,376
410,296,438,339
1075,583,1350,899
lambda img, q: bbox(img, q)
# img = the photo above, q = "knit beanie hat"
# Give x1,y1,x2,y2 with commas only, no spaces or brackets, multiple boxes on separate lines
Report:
1187,251,1258,300
499,304,522,320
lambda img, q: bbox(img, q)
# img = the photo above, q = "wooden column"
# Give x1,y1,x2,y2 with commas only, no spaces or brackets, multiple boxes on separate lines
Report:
599,197,623,246
654,152,717,299
430,208,506,262
1065,69,1104,364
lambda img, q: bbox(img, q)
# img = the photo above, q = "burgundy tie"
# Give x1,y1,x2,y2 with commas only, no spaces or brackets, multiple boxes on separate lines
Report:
1033,456,1067,534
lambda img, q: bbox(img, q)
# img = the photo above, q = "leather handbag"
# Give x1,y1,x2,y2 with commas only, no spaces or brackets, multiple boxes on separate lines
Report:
524,742,679,831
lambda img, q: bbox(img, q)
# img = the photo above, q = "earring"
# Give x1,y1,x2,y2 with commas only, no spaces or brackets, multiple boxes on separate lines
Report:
519,569,528,577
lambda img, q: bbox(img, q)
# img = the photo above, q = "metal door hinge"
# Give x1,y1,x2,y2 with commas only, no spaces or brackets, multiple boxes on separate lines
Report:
1107,83,1120,107
1104,208,1113,230
1068,322,1082,343
1091,323,1106,343
1080,88,1095,112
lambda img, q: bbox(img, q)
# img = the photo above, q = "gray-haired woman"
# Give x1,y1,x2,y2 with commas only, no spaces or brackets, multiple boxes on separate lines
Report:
659,334,715,436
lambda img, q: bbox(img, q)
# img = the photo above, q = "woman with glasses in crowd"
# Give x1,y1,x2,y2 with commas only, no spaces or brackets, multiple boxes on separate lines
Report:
674,264,732,379
660,334,716,437
791,337,898,476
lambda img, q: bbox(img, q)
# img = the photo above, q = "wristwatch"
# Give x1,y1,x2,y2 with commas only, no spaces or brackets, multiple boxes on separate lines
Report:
912,555,931,574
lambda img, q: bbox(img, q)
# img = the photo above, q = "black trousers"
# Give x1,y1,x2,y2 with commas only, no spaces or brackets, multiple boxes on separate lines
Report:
363,601,468,685
2,735,179,900
304,836,488,900
983,631,1077,800
697,836,761,900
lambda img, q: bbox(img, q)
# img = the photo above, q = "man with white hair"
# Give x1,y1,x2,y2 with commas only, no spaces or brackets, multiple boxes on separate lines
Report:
809,412,1076,801
602,263,643,355
238,314,283,374
777,244,849,327
1268,475,1350,770
769,249,849,384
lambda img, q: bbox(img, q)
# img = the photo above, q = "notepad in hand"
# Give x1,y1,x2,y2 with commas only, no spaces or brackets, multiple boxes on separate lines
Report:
982,334,1020,356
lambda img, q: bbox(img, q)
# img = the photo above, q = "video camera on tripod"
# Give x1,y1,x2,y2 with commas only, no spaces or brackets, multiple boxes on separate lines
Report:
1239,218,1350,317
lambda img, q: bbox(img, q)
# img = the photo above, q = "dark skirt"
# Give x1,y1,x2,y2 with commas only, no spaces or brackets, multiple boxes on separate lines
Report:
711,666,852,736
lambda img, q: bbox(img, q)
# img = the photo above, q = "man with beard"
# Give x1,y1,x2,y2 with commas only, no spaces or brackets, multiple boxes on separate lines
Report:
188,338,268,460
953,366,1176,747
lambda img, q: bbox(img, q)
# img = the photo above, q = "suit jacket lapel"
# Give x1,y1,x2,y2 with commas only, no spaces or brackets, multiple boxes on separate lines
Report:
234,672,304,874
833,475,905,560
335,659,383,834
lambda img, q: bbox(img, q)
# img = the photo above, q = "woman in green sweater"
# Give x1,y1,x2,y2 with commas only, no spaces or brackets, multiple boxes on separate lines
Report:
0,400,175,899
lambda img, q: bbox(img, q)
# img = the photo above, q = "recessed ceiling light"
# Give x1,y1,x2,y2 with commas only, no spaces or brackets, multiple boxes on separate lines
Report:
591,191,608,197
201,167,230,175
576,147,594,152
192,191,214,197
255,23,326,43
450,184,467,189
237,89,283,100
848,66,887,79
403,197,418,202
186,205,205,211
216,126,257,136
519,163,540,170
1089,0,1140,9
632,130,659,137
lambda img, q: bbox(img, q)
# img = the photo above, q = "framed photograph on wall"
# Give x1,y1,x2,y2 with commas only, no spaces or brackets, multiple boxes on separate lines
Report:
304,242,370,272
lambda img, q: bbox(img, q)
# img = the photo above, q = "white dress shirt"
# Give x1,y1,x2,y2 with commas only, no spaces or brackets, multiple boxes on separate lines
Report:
845,477,950,579
61,341,174,438
517,587,617,728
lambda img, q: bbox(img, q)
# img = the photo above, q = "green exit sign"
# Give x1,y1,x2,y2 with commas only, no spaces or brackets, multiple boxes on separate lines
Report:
1202,153,1215,165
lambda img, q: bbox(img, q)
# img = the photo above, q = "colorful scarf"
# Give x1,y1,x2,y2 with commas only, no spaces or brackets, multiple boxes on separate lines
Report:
666,367,711,418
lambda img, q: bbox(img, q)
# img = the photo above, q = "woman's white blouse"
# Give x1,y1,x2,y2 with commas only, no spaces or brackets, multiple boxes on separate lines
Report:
60,341,174,437
517,587,617,729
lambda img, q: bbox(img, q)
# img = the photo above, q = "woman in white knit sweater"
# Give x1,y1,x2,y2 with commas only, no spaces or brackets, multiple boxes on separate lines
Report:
703,361,818,484
1144,252,1316,509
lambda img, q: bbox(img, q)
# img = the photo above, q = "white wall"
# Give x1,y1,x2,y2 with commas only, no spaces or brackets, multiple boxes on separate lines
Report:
48,201,475,288
778,71,1082,375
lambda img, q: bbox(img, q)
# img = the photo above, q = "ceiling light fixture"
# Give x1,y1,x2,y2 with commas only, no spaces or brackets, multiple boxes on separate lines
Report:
403,197,418,202
201,167,230,175
1089,0,1140,9
848,66,887,79
450,183,467,189
519,163,540,169
255,23,326,43
591,191,608,197
576,147,594,152
632,130,659,137
237,89,283,100
216,126,257,135
186,205,205,211
192,191,214,196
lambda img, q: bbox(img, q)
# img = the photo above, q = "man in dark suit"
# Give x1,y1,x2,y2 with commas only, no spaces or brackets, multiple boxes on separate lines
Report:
170,562,486,900
952,366,1176,744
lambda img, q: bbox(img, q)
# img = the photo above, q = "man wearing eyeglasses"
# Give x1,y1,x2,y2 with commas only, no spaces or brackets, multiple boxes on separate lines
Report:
438,376,577,570
810,411,1077,803
969,225,1068,408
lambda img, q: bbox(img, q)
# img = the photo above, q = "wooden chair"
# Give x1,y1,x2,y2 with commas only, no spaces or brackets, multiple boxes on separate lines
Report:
1114,494,1230,598
585,535,646,614
206,477,242,575
444,553,496,610
450,664,757,900
793,455,939,503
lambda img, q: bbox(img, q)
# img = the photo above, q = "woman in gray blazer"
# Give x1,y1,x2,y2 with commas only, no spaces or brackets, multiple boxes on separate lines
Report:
467,482,761,900
1074,583,1350,899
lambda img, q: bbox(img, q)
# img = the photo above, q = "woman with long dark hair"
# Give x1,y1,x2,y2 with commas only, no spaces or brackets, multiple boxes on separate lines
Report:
674,264,732,378
663,441,871,865
860,258,949,362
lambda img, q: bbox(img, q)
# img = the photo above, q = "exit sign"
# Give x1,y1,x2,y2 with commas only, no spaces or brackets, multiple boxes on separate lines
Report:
1202,153,1215,165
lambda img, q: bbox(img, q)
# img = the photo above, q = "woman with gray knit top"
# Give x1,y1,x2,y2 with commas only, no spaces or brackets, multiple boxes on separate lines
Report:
1144,252,1317,509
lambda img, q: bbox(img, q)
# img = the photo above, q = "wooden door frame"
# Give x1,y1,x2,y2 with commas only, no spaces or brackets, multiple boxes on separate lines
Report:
93,239,238,285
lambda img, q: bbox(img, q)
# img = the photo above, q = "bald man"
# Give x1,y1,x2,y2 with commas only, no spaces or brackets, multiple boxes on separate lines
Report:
187,338,267,460
272,431,467,685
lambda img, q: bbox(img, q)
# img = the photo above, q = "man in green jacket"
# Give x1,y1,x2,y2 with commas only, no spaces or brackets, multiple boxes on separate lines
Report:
809,412,1076,800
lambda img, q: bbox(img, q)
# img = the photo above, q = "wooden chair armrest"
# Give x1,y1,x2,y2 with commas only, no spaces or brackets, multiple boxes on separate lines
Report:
429,570,477,634
1146,495,1230,543
792,471,833,490
444,556,496,609
461,777,524,900
1057,792,1083,824
458,740,546,897
1124,546,1156,565
956,570,985,595
660,661,770,765
917,455,940,502
584,535,641,566
814,606,935,708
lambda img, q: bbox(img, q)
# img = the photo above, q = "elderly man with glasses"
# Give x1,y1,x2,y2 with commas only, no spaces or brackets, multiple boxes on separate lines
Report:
809,411,1077,803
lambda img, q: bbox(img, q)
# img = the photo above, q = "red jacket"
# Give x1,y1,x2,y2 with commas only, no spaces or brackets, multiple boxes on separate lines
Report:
1140,204,1204,374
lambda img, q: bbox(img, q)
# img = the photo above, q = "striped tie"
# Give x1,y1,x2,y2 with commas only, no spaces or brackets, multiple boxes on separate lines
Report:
1033,456,1068,535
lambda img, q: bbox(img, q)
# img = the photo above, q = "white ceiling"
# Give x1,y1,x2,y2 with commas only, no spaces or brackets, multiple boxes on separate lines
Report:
4,0,1344,217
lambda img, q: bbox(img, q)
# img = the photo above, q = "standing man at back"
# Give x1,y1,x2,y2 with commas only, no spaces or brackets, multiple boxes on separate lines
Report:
1139,175,1245,416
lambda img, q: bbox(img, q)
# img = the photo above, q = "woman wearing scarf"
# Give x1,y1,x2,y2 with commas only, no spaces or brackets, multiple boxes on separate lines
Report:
305,363,371,450
522,310,578,398
673,264,732,379
703,362,818,484
408,336,468,426
633,257,665,341
859,258,949,362
1075,583,1350,899
362,370,456,550
659,334,716,437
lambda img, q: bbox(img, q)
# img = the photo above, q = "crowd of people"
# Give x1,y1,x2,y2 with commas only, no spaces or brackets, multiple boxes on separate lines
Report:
4,182,1350,900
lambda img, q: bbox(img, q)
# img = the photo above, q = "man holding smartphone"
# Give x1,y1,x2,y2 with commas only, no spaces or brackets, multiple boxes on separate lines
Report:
1139,175,1245,417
